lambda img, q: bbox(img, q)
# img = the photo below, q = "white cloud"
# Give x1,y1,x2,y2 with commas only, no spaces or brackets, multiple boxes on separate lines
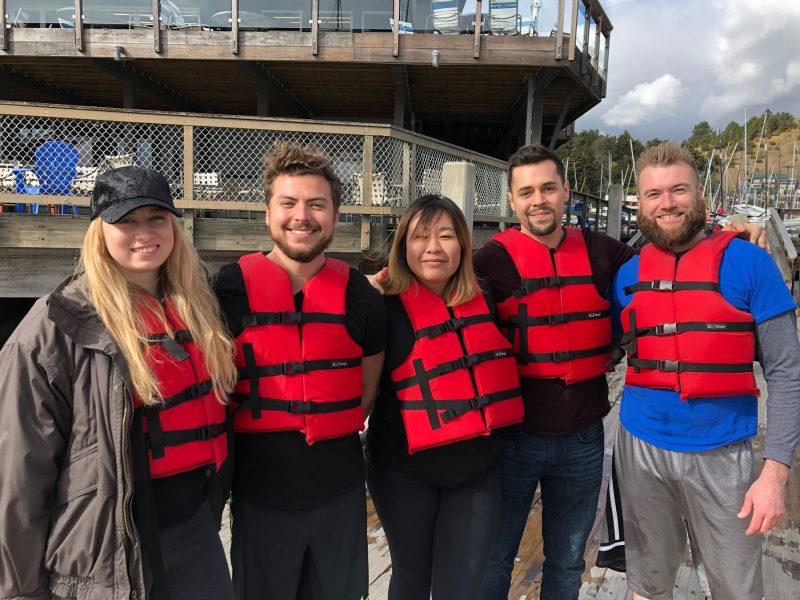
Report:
577,0,800,141
602,74,685,127
700,0,800,119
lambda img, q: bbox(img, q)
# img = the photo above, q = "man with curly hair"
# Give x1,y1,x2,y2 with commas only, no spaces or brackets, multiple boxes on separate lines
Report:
214,142,386,600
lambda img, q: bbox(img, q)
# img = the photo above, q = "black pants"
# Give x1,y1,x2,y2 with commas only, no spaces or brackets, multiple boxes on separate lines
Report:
145,502,234,600
367,462,501,600
231,486,368,600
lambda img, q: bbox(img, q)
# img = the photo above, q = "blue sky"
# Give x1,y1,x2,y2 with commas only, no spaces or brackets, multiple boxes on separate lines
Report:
575,0,800,141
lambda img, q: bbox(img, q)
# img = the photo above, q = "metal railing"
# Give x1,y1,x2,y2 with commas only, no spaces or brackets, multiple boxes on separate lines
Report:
0,102,511,219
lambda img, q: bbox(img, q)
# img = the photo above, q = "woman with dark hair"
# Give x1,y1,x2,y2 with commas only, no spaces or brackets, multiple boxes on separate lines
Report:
366,194,524,599
0,166,237,600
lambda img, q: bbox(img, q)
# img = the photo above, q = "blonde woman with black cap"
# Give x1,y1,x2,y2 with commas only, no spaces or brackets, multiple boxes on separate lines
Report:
0,166,237,600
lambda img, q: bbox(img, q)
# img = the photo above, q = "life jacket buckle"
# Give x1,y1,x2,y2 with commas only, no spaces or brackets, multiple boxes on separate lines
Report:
656,323,678,335
543,276,562,288
444,317,465,332
280,311,303,324
551,351,573,363
547,313,566,325
652,280,675,291
657,360,680,372
287,400,311,414
459,354,479,369
470,395,489,409
283,361,306,375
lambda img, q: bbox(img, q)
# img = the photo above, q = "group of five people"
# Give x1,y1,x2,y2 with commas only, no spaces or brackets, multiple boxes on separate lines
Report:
0,140,797,600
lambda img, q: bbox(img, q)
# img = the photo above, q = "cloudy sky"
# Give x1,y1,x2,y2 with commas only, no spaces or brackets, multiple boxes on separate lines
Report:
573,0,800,141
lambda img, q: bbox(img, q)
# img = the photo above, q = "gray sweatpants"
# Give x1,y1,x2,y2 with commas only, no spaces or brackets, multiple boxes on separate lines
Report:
615,425,762,600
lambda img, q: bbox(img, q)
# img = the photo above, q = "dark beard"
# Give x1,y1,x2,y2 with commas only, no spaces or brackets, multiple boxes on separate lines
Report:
272,231,333,263
522,210,557,237
638,196,707,249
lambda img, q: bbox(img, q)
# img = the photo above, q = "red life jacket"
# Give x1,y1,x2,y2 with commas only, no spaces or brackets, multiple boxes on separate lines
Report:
621,231,759,400
391,283,524,454
134,297,227,479
232,253,365,444
494,227,611,384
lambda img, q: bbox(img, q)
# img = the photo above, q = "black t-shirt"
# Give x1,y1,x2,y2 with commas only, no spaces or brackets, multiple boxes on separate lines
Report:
213,256,387,509
365,292,504,488
473,228,637,436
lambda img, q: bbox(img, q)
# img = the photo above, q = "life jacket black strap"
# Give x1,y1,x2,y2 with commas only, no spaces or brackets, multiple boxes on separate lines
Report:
393,349,514,391
628,320,755,338
520,344,610,364
142,379,215,458
144,421,228,450
241,311,345,328
145,330,193,361
242,343,261,419
499,308,610,329
399,386,522,424
414,313,494,340
237,357,362,379
623,280,720,295
157,379,215,409
627,358,754,374
230,393,361,415
513,275,594,298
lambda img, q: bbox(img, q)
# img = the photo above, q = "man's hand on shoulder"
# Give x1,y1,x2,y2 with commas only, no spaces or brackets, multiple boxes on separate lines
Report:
367,267,389,295
724,221,769,253
738,458,789,535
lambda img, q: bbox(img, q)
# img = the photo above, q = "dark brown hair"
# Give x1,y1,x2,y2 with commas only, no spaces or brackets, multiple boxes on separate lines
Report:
263,141,342,209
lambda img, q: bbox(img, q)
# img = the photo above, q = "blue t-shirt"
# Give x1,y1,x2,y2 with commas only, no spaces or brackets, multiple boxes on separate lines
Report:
610,237,797,452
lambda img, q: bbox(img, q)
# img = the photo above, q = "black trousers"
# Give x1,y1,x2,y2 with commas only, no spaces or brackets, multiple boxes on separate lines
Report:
231,486,368,600
367,462,501,600
145,502,234,600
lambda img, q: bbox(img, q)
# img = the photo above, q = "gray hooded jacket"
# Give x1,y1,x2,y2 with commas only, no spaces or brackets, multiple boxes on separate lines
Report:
0,276,146,600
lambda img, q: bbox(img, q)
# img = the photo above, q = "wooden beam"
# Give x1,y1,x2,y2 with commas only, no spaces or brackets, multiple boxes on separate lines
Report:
183,125,194,202
234,62,311,118
548,90,574,150
90,60,207,113
602,31,611,97
0,67,101,106
122,79,136,109
525,70,557,145
391,65,411,128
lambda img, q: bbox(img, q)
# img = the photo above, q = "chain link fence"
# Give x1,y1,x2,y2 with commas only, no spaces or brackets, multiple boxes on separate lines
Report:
0,106,509,220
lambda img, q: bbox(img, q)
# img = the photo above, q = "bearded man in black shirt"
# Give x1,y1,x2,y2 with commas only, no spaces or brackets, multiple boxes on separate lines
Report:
214,142,385,600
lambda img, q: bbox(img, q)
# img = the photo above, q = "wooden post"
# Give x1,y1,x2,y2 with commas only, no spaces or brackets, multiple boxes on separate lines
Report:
569,0,580,61
183,124,194,202
473,0,483,59
75,0,83,52
361,136,374,251
311,0,319,56
0,0,7,51
555,0,565,60
392,0,400,57
232,0,239,55
151,0,161,53
402,142,413,205
593,14,602,87
582,1,590,76
442,162,476,230
607,184,623,240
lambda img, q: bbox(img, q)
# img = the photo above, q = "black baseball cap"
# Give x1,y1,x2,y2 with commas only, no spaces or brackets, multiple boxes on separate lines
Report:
91,166,182,224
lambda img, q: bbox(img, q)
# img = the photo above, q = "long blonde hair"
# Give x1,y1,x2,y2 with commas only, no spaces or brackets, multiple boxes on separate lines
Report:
383,194,481,306
80,215,237,406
